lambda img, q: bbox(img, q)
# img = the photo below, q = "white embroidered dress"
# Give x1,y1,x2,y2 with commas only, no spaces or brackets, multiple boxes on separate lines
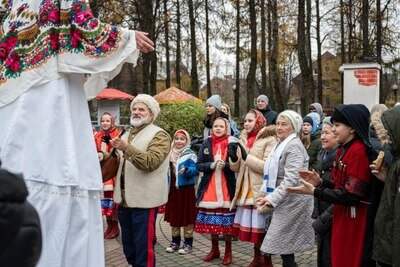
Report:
0,1,139,266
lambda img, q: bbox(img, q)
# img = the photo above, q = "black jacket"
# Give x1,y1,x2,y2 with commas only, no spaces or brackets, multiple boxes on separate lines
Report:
0,167,42,267
257,106,278,125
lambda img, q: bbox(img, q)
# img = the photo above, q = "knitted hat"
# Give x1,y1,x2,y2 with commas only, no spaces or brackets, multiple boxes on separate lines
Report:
130,94,160,121
257,94,269,104
322,116,333,127
206,95,222,111
303,116,313,126
279,110,303,134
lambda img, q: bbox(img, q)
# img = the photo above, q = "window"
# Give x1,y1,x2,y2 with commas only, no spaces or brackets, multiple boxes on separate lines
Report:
324,66,331,73
325,97,331,108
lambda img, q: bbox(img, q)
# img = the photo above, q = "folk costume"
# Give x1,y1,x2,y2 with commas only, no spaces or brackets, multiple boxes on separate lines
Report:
229,110,277,266
195,120,237,265
0,1,140,266
164,130,198,254
93,113,121,239
314,104,376,267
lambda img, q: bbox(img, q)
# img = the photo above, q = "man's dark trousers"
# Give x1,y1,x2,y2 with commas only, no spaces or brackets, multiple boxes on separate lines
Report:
118,206,158,267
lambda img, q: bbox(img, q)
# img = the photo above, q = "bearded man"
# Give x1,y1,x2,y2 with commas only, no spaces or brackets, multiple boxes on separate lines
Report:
111,94,171,267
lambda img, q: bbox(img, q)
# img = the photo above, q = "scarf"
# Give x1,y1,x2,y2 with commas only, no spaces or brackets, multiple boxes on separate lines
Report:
169,130,191,164
261,133,297,194
247,109,267,148
210,133,229,161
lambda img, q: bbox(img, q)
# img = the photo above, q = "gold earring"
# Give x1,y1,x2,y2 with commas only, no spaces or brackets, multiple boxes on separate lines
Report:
350,130,354,134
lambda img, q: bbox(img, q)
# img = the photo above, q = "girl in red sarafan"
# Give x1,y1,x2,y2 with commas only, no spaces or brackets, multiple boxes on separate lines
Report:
288,104,377,267
195,117,237,265
94,112,121,239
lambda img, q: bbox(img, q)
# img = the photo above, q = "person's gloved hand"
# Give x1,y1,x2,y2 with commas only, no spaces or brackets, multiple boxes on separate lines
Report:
237,143,247,160
101,134,111,144
228,143,239,162
216,160,225,170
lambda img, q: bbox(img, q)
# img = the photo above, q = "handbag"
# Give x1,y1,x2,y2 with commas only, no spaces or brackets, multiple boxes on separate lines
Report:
100,148,119,183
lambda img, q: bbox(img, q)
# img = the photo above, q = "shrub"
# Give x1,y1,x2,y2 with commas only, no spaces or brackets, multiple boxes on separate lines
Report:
154,102,205,138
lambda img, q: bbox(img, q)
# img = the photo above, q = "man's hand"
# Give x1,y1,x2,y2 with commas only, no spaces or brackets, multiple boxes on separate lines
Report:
135,31,155,53
111,137,128,152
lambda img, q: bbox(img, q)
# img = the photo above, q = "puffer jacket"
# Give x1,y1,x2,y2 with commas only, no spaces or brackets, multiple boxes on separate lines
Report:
0,166,42,267
307,131,322,171
229,126,277,210
373,106,400,266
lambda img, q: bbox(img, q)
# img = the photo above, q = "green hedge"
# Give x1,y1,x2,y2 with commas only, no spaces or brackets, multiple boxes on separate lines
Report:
154,102,205,138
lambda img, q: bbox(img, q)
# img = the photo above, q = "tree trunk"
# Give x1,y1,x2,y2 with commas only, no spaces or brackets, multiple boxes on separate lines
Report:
298,0,315,115
267,0,273,105
175,0,181,87
234,0,240,117
316,0,323,103
164,0,171,89
137,0,154,94
347,0,353,62
246,0,257,111
340,0,345,103
149,0,159,96
261,0,267,96
188,0,199,97
362,0,369,60
270,0,284,111
305,0,312,68
205,0,211,98
376,0,383,102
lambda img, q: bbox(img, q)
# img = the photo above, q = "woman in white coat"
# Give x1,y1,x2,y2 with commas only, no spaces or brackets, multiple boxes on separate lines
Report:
257,110,315,267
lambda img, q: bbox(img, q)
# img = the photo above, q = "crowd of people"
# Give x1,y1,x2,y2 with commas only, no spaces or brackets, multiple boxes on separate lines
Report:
1,1,399,267
94,92,399,267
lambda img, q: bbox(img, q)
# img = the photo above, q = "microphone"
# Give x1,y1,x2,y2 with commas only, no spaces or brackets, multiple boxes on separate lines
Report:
119,124,132,137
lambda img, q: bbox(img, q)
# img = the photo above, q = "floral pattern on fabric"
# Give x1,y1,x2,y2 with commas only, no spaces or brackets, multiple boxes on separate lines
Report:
0,0,122,83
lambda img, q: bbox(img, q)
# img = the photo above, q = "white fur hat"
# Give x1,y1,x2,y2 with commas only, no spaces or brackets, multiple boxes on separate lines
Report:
278,110,303,134
130,94,160,121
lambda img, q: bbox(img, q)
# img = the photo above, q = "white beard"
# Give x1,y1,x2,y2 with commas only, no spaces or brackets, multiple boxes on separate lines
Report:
130,116,149,127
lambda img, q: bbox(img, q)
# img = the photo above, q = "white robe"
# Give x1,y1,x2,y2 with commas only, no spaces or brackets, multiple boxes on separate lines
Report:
0,74,105,266
0,1,139,265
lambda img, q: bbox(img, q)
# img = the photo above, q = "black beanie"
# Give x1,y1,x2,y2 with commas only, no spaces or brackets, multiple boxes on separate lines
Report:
331,107,351,126
303,116,314,127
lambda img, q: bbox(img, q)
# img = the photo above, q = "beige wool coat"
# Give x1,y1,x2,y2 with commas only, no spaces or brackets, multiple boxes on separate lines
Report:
229,125,277,210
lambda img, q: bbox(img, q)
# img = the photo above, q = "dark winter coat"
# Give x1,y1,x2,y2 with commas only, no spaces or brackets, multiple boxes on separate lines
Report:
373,106,400,266
257,106,278,125
0,167,42,267
313,147,337,267
307,131,322,171
196,138,236,206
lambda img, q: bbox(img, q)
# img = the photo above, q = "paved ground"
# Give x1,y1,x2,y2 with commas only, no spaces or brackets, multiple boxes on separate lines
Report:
105,214,317,267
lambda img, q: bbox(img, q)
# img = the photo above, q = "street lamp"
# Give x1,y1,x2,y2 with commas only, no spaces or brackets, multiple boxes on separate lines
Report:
392,84,398,102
